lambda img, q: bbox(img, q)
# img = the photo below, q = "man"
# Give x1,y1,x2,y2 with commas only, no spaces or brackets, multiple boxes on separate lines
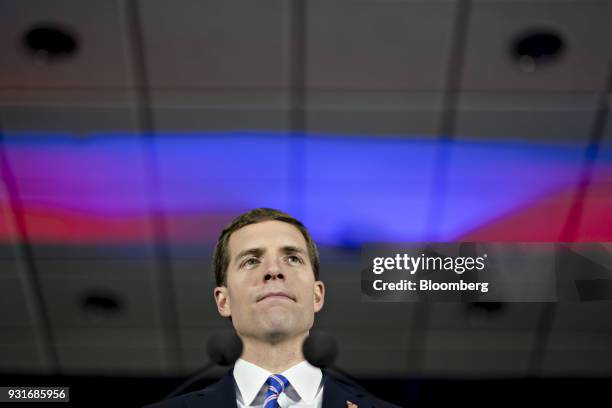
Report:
146,208,400,408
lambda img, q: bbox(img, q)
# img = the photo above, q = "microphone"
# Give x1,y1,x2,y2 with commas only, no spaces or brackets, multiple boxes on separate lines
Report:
302,331,368,393
303,330,339,368
164,331,243,400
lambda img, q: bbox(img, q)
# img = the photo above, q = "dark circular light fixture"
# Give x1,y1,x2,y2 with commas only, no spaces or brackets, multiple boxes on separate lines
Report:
23,24,78,61
80,290,124,319
512,29,565,73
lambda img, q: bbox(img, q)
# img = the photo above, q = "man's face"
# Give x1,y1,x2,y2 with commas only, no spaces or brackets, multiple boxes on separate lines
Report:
214,220,325,342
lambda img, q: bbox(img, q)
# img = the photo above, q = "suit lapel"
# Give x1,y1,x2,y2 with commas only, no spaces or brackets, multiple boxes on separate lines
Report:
185,370,238,408
322,371,363,408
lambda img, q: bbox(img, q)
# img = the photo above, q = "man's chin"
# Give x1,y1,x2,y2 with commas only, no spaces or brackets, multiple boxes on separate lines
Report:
259,320,301,342
262,329,292,343
261,320,292,336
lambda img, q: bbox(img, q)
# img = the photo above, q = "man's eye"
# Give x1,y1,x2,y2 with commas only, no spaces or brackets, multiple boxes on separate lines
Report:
243,258,260,267
287,255,303,265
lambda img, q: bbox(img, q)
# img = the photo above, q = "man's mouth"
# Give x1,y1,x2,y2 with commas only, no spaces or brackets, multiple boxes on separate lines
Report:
258,292,296,302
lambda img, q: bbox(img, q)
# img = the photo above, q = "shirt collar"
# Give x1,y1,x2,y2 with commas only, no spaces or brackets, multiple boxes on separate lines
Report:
233,358,323,405
281,360,323,403
233,359,270,406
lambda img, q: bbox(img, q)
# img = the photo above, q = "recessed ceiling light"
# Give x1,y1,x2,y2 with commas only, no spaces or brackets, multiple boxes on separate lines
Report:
512,29,565,73
23,24,78,61
80,290,123,319
465,301,504,326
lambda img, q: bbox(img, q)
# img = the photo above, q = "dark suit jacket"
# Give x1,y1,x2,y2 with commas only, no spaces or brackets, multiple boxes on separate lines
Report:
143,369,401,408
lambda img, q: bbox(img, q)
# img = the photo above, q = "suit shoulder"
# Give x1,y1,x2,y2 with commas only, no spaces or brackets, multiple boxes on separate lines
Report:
142,376,230,408
325,373,402,408
142,389,199,408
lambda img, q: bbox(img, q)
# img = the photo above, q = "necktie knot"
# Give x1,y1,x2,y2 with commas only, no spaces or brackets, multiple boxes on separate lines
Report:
264,374,290,408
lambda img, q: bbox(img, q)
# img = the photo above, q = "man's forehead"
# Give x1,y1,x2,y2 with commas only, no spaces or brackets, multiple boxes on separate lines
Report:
228,220,308,254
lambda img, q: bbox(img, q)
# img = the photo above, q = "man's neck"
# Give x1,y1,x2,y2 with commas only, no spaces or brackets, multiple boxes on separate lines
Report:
239,332,307,373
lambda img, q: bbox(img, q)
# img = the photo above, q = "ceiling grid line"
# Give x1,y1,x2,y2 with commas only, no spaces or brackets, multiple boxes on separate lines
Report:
407,0,472,374
0,122,58,373
426,0,472,241
289,0,307,217
123,0,182,373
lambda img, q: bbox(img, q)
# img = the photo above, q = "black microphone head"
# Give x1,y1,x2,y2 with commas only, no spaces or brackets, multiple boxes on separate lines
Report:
303,331,338,369
207,331,243,366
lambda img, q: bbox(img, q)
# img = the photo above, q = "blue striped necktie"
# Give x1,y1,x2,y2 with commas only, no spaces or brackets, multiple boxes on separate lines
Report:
263,374,290,408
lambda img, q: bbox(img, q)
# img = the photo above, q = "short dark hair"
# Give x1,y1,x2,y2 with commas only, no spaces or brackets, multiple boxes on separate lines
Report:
213,208,320,286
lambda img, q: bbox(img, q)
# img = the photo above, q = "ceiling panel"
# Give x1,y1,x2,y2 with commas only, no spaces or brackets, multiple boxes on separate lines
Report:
314,279,417,330
0,105,138,135
454,92,599,143
307,0,456,90
151,90,289,131
35,256,158,278
0,203,51,374
0,0,133,88
0,86,139,136
0,327,48,373
55,327,163,348
0,276,50,374
337,349,411,377
56,347,166,375
54,328,170,375
139,0,290,89
332,328,412,376
174,276,229,328
0,276,38,327
169,256,213,279
461,1,612,91
29,245,157,260
151,107,289,132
421,330,535,377
38,270,162,328
319,259,362,283
603,108,612,147
541,331,612,375
0,258,25,279
552,303,612,331
306,91,442,136
1,107,137,135
428,303,544,330
333,328,410,354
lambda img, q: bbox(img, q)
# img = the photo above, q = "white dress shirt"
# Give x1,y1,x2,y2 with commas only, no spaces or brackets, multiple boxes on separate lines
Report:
233,358,324,408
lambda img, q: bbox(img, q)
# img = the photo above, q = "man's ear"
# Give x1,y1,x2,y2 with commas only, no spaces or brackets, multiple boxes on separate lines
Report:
313,280,325,313
214,286,232,317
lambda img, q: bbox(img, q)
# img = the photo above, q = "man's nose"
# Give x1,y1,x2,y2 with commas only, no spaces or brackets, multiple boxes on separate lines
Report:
264,257,284,281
